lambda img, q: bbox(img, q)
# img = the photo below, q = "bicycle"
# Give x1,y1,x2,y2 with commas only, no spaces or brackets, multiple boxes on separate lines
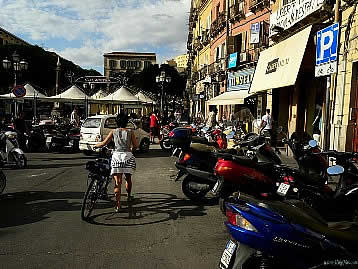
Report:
81,147,112,221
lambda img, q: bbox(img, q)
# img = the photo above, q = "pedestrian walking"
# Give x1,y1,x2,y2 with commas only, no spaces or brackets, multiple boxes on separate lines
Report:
260,109,279,152
206,107,217,128
94,113,138,212
150,110,159,144
70,106,80,127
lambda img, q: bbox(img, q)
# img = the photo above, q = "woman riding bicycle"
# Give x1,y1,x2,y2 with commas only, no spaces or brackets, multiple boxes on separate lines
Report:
94,112,138,212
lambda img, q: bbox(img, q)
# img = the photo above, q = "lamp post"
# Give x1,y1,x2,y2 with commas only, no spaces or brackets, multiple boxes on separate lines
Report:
2,51,29,117
2,51,29,87
156,71,171,116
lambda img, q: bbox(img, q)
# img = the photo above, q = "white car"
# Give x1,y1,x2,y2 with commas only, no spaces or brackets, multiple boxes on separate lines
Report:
79,115,150,154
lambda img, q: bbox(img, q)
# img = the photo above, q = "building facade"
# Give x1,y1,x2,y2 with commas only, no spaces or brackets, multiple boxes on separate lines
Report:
103,52,156,78
0,27,30,46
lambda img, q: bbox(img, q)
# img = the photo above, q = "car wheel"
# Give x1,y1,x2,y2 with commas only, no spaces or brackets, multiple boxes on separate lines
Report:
139,139,150,153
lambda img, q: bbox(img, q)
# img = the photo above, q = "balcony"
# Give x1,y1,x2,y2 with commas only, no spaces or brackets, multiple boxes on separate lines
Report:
218,12,226,31
249,0,270,12
199,65,208,80
230,3,245,23
201,30,210,46
193,37,203,51
210,20,218,38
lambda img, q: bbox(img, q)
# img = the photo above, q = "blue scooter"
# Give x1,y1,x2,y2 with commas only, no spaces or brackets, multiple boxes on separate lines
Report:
219,192,358,269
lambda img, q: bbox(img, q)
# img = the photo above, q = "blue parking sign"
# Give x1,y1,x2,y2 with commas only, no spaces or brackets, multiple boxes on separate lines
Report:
316,23,339,65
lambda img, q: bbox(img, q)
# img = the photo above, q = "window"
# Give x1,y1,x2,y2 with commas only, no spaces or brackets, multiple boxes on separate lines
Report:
144,61,152,69
206,14,211,30
216,4,220,20
221,42,226,59
83,118,101,128
109,59,117,68
104,118,117,129
241,31,247,52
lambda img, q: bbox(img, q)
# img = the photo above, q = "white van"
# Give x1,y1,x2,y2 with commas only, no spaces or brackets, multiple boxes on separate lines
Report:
79,115,150,154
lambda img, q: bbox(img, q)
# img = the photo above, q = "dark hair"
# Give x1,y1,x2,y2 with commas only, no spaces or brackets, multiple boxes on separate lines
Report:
266,109,270,114
115,113,129,128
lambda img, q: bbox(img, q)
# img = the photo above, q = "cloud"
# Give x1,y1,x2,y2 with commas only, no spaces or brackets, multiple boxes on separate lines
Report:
0,0,191,73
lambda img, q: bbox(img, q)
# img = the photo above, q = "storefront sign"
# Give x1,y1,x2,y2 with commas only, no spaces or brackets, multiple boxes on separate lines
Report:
227,68,255,91
250,23,260,44
265,57,290,74
315,23,339,77
228,53,238,69
269,0,325,36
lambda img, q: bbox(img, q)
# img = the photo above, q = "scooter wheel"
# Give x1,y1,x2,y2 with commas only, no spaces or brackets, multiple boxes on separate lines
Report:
181,175,208,201
160,137,172,151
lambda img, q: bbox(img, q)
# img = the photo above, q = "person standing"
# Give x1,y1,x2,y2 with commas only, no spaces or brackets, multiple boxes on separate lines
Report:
94,113,138,212
206,107,217,128
260,109,272,135
150,110,159,144
70,107,80,127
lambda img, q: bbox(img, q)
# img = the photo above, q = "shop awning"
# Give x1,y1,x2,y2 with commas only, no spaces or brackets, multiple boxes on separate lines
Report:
206,90,249,105
249,25,312,94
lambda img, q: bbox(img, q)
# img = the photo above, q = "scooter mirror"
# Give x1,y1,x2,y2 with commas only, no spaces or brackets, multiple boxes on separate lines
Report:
327,165,344,176
308,140,318,148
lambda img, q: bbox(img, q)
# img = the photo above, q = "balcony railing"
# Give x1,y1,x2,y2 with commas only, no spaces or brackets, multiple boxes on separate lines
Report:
218,11,226,31
230,3,245,22
249,0,270,12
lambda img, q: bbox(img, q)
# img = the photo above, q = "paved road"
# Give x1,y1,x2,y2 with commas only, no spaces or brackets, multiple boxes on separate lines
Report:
0,145,228,269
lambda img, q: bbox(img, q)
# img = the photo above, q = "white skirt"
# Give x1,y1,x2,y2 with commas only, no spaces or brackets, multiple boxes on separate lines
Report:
111,151,136,175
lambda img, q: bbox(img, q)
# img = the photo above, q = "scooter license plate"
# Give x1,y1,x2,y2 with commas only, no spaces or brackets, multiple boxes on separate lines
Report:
277,182,290,196
211,178,223,194
46,137,52,143
219,240,237,269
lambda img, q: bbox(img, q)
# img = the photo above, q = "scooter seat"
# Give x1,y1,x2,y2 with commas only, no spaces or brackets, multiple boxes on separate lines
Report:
190,143,217,153
247,196,358,251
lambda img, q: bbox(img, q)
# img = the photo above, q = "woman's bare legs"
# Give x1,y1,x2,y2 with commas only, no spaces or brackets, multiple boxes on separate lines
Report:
113,174,122,209
124,173,132,200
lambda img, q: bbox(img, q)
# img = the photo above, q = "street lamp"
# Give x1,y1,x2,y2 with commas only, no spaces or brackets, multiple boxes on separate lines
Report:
2,51,29,87
156,71,171,115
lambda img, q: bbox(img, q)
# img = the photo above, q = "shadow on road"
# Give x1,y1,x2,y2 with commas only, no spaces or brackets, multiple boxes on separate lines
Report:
87,192,217,227
26,162,86,170
0,191,85,229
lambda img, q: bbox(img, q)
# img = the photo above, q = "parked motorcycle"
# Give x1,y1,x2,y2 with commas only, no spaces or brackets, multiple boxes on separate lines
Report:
25,125,46,152
45,124,80,153
160,121,179,150
219,192,358,269
0,130,27,168
0,170,6,194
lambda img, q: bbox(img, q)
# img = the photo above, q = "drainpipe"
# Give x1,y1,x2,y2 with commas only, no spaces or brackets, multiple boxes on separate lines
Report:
324,0,341,150
337,3,357,150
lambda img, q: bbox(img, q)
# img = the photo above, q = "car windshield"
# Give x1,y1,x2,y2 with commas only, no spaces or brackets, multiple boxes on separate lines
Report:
82,118,101,128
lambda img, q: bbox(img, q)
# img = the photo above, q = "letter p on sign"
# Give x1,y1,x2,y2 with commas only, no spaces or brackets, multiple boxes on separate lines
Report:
316,23,339,65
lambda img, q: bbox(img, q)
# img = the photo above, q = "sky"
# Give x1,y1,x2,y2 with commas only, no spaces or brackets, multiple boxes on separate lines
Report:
0,0,191,74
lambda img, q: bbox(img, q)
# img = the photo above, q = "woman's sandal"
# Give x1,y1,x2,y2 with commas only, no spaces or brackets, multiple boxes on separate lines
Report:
114,205,121,213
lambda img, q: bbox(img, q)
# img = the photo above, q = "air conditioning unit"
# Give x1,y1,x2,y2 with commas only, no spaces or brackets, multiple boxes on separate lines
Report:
240,52,250,62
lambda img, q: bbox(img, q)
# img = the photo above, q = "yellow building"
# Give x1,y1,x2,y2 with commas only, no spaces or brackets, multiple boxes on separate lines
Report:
0,27,31,46
175,54,189,69
331,3,358,152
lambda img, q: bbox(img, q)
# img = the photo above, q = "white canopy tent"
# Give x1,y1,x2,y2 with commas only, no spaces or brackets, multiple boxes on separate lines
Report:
49,85,90,102
90,89,108,100
0,83,47,100
135,91,156,104
99,86,141,104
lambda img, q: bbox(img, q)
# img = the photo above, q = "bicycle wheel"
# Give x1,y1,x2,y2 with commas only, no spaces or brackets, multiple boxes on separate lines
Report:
81,178,100,221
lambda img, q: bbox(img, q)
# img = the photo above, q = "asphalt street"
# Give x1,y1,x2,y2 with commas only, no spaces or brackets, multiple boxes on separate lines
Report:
0,145,228,269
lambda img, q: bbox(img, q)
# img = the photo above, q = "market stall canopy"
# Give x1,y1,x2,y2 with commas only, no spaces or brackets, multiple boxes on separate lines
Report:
249,25,312,94
99,86,141,104
91,89,108,100
206,90,249,105
49,85,90,101
135,91,155,104
0,83,47,100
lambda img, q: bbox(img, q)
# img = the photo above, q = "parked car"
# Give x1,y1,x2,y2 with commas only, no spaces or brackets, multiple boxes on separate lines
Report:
79,115,150,155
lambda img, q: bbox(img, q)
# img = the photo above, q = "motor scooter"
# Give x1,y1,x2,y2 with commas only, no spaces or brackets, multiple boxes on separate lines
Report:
219,192,358,269
0,131,27,168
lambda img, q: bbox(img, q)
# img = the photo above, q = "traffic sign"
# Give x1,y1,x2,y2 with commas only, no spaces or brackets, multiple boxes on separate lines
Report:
315,23,339,77
12,85,26,97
